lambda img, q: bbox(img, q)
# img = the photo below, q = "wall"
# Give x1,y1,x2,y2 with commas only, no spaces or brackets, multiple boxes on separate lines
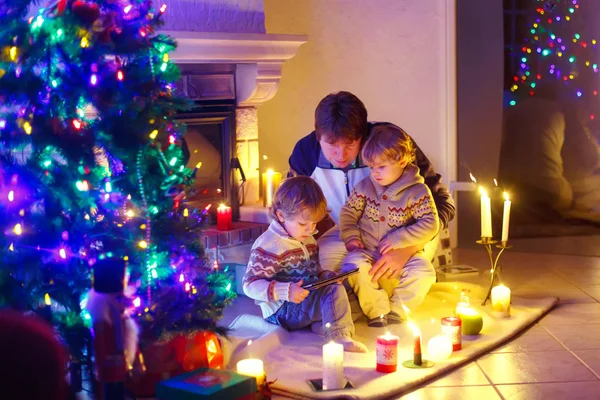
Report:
161,0,265,32
456,0,504,246
259,0,455,186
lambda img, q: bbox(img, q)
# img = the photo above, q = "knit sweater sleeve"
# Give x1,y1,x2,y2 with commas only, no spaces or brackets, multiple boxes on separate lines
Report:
385,184,440,248
339,186,365,244
242,246,291,302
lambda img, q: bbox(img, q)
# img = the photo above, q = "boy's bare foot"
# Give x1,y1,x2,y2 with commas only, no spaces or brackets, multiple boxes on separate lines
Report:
338,337,368,353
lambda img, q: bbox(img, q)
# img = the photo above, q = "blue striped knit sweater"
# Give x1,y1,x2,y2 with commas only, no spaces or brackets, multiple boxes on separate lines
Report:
243,219,327,318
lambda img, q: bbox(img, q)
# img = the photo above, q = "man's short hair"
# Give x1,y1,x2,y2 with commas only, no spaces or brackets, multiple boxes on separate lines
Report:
314,91,368,143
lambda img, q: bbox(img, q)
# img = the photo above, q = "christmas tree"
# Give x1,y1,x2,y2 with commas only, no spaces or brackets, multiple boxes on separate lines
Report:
508,0,600,119
0,0,235,362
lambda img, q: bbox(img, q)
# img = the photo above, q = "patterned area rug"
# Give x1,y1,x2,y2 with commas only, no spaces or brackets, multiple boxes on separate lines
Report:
224,282,558,400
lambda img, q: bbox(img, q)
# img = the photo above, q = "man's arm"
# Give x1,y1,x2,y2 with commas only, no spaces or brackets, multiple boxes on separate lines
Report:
413,140,455,230
288,131,320,177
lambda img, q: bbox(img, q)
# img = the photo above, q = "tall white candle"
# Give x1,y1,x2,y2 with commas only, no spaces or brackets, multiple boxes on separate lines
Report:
323,341,344,390
491,284,511,318
262,169,282,208
501,192,511,242
479,187,492,238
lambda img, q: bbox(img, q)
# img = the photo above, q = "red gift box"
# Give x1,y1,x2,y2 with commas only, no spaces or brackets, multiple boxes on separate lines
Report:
126,331,223,397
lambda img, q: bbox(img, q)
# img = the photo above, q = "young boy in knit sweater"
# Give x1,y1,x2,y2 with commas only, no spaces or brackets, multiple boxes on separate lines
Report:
339,124,439,327
243,176,367,352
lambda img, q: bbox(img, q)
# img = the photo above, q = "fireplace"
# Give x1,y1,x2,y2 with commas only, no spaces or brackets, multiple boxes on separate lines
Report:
165,30,306,222
178,102,238,220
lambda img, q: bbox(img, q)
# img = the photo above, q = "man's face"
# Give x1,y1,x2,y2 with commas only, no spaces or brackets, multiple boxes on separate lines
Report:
319,137,362,169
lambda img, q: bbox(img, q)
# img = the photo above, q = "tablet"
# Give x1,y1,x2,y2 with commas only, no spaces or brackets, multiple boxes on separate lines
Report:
302,268,359,291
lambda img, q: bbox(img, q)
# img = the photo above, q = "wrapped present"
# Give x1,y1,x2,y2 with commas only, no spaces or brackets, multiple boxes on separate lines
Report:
156,368,256,400
126,331,223,397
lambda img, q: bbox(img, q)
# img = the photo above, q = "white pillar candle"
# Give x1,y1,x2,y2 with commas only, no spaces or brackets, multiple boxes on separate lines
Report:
322,341,344,390
479,187,492,238
427,335,453,361
262,169,282,208
501,192,511,243
236,358,266,389
491,284,511,317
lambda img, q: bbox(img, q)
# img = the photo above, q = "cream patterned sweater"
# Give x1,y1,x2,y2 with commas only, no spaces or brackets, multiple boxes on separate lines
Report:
339,164,440,252
243,220,328,318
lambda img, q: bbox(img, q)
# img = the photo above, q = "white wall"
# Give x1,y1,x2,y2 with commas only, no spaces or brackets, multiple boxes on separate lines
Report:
259,0,456,185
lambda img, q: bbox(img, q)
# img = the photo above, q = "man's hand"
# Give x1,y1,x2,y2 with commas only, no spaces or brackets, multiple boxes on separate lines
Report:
289,280,310,304
345,239,364,252
369,245,421,282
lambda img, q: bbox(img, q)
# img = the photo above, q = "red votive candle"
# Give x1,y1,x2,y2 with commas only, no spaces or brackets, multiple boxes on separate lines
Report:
441,316,462,351
216,204,232,231
376,332,399,372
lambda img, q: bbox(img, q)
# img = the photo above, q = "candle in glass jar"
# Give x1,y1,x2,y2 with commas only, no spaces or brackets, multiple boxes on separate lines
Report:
262,169,282,208
323,341,344,390
376,331,399,372
236,358,266,389
501,192,511,243
491,284,511,317
441,317,462,351
216,204,232,231
479,187,492,238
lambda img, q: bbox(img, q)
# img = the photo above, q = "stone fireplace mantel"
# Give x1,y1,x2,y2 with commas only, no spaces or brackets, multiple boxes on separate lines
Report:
163,31,307,107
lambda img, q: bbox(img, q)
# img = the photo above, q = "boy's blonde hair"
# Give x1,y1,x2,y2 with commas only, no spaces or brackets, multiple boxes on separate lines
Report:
362,123,416,166
269,176,328,222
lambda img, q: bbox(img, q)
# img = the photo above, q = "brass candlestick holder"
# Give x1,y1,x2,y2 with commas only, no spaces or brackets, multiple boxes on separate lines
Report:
477,237,511,305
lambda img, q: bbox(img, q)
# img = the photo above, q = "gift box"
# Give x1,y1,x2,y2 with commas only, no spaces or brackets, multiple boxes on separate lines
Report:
156,368,257,400
126,331,223,397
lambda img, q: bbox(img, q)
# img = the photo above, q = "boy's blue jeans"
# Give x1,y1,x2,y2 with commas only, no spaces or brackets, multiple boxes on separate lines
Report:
265,283,354,342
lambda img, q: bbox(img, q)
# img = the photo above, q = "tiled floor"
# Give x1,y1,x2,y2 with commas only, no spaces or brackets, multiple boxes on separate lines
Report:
222,248,600,399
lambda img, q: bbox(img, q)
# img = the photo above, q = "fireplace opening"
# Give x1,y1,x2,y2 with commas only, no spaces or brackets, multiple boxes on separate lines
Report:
178,100,241,221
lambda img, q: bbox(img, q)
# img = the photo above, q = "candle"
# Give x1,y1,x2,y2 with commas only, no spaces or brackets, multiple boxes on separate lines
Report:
491,284,511,317
262,169,282,208
479,187,492,238
236,358,266,389
456,306,484,335
441,317,462,351
216,203,232,231
408,321,422,366
427,335,453,361
501,192,511,243
323,341,344,390
376,331,399,373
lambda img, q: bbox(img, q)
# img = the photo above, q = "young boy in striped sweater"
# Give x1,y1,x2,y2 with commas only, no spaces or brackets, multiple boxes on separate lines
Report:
243,177,367,352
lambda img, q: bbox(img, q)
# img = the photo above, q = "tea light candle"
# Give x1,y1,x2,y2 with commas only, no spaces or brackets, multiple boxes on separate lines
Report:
323,341,344,390
376,331,399,373
427,335,453,361
216,203,232,231
491,284,511,317
262,169,282,208
441,317,462,351
236,358,265,389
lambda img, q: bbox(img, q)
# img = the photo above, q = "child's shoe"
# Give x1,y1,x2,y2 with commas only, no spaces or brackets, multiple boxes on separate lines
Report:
339,337,368,353
386,310,403,325
367,316,387,327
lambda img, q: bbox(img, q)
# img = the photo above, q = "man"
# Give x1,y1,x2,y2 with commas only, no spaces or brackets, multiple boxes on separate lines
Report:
288,91,455,284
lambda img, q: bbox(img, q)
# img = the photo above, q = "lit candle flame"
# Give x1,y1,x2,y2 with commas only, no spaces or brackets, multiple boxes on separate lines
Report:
470,173,477,183
493,179,498,187
479,186,488,197
325,322,331,330
44,293,51,306
263,155,268,160
401,304,410,315
504,192,510,201
383,331,393,340
407,320,421,337
218,203,227,211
